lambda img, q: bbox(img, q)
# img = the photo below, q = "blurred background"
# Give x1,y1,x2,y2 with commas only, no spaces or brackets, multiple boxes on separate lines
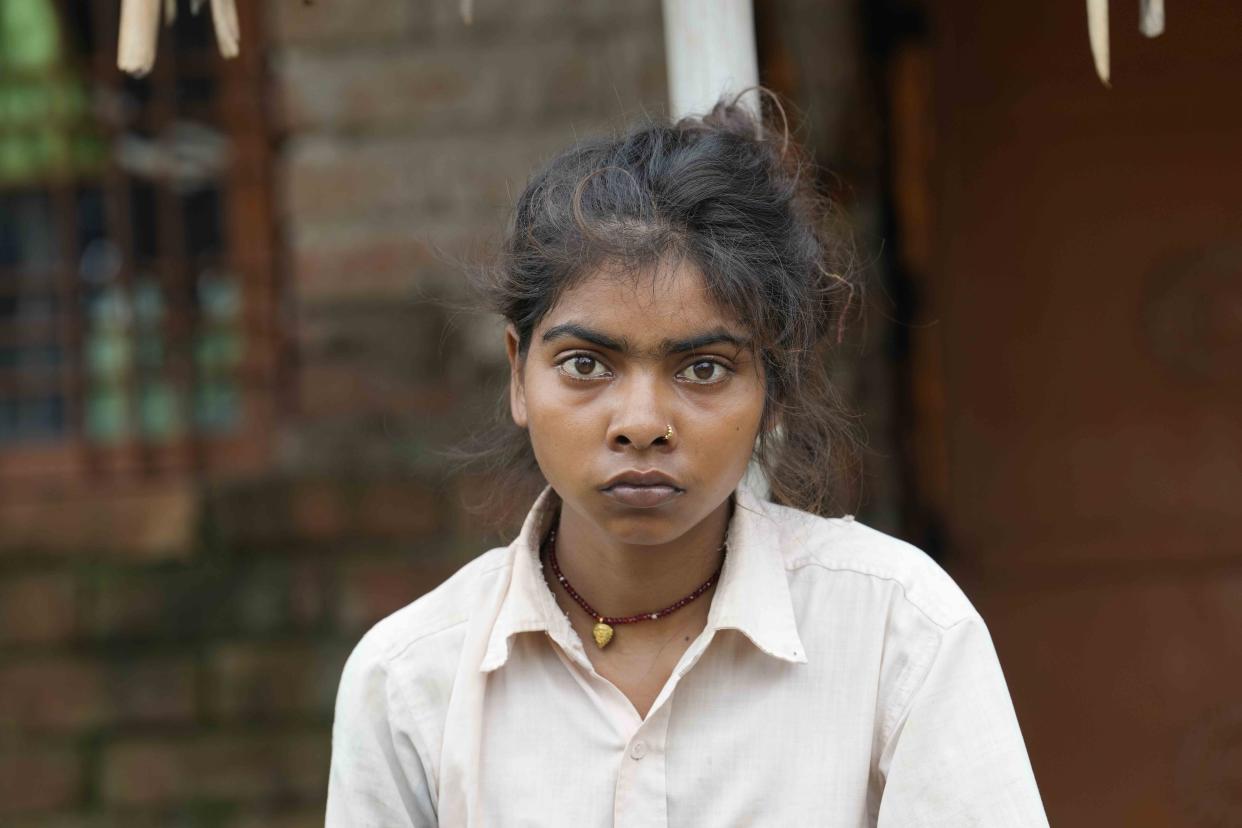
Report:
1,0,1239,825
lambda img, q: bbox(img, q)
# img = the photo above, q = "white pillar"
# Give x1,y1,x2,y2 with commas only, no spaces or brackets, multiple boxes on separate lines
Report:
661,0,760,120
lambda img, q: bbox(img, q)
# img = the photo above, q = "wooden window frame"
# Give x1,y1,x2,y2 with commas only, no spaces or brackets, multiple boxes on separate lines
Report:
0,1,283,490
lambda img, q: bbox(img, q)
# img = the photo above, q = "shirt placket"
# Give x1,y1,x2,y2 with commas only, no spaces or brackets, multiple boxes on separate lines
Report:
610,628,720,828
613,699,672,828
543,601,722,828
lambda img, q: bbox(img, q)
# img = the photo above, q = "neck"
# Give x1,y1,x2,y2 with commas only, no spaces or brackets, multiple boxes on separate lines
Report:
548,496,733,621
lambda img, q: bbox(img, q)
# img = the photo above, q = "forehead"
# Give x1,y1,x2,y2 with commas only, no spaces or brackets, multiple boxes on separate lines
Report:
537,258,746,341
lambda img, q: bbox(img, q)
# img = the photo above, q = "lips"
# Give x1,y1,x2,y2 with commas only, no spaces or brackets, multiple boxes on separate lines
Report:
600,470,685,509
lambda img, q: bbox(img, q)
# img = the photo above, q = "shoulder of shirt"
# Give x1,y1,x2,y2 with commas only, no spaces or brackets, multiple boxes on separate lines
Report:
345,545,512,670
761,499,978,631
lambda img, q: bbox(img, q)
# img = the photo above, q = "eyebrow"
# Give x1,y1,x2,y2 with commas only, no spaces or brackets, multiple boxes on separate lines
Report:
540,322,751,357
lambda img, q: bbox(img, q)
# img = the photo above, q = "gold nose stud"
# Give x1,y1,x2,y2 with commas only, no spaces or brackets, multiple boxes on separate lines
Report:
664,424,674,441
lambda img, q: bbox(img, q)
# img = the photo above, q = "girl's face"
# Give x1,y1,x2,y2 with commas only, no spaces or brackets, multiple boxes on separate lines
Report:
506,259,768,547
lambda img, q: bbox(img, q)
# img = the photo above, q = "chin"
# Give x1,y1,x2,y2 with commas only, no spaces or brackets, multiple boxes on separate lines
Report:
553,487,675,542
592,494,713,546
612,517,688,544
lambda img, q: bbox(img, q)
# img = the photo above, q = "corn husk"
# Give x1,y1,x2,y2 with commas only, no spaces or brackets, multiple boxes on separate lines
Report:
210,0,239,59
1087,0,1110,86
117,0,161,77
1140,0,1165,37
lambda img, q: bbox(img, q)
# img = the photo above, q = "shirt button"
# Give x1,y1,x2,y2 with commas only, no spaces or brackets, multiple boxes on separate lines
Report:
630,741,648,760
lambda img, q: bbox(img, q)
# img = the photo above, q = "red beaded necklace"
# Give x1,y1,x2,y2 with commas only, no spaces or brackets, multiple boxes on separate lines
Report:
542,523,727,649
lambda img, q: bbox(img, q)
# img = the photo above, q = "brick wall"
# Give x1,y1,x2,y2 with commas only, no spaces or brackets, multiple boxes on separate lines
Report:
0,475,465,826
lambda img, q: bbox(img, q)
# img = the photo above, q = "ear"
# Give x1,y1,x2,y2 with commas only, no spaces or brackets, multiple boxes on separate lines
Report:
504,324,528,428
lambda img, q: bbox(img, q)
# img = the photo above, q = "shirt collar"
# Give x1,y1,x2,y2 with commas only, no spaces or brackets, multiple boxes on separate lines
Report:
479,484,569,672
479,479,808,673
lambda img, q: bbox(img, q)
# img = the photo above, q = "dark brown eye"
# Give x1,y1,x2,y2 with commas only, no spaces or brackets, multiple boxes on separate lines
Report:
558,355,607,379
677,360,727,383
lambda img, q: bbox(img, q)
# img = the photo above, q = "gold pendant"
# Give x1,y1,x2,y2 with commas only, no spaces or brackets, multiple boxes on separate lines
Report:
592,622,614,648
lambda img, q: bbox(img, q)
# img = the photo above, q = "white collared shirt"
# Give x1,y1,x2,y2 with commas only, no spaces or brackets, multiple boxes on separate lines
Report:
326,483,1049,827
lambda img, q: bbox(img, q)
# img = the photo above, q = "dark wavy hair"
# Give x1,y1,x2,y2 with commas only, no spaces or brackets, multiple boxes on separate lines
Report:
461,94,861,521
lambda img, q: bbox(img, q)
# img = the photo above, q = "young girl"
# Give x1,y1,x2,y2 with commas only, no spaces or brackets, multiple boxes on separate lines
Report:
326,100,1049,826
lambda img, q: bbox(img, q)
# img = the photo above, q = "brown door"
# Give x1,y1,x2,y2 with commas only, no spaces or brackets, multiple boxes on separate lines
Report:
920,2,1242,825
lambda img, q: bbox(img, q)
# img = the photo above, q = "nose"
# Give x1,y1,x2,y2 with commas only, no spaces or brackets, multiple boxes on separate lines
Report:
606,373,674,452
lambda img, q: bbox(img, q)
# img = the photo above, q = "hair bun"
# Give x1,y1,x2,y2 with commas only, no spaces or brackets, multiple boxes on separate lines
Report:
693,99,763,140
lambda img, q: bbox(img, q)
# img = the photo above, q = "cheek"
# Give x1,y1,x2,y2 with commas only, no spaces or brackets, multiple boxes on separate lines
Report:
522,374,598,458
724,369,767,427
688,388,766,457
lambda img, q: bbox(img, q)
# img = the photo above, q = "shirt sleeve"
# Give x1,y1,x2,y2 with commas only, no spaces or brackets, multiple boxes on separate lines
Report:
326,635,438,827
876,612,1050,827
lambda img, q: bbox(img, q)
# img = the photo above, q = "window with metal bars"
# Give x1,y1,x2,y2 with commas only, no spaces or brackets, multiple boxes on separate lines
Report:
0,0,280,484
